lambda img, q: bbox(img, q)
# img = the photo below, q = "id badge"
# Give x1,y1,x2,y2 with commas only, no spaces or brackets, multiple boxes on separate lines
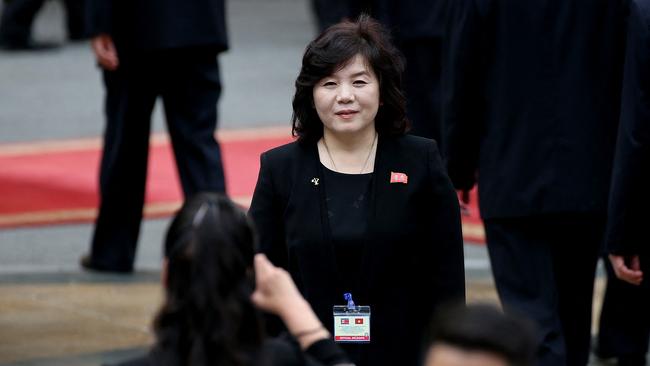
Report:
333,305,371,343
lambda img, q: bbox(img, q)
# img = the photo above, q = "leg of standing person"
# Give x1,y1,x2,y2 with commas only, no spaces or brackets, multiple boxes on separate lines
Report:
310,0,352,32
0,0,46,49
484,216,567,366
597,258,650,366
86,61,158,273
551,214,602,366
400,38,442,143
161,48,226,196
485,214,601,366
61,0,85,40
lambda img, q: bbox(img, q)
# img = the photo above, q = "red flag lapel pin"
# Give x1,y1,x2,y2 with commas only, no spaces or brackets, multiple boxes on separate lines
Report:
390,172,408,184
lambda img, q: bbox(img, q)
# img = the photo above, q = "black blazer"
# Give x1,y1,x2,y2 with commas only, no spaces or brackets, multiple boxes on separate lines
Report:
86,0,228,52
249,134,465,366
607,0,650,257
442,0,627,219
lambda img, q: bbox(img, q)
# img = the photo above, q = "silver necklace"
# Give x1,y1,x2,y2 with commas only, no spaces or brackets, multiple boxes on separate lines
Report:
322,132,377,174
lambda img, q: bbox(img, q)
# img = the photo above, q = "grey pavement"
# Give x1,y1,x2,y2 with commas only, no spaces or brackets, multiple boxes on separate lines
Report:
0,1,632,365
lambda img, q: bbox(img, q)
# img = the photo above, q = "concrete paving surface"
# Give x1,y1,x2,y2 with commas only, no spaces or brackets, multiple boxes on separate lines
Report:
0,0,643,365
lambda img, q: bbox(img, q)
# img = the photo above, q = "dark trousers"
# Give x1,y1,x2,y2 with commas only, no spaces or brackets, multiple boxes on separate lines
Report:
0,0,85,45
89,48,226,272
484,214,604,366
310,0,371,32
400,38,442,143
597,258,650,366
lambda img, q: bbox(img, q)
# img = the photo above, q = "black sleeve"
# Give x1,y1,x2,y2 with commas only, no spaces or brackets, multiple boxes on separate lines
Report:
606,1,650,256
249,152,289,335
249,152,289,269
85,0,113,37
441,0,486,190
304,339,354,366
423,141,466,310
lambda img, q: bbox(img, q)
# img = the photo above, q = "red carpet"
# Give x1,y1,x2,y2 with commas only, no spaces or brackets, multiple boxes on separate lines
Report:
0,127,485,242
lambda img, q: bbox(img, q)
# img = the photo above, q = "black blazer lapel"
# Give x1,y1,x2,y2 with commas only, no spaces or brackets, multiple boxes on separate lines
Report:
290,143,339,303
357,135,395,302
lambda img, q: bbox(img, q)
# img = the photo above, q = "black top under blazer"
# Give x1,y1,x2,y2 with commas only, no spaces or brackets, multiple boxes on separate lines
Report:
86,0,228,52
607,0,650,257
442,0,627,219
249,134,466,366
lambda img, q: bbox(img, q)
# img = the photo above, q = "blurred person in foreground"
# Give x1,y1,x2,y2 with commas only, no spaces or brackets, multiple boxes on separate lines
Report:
81,0,228,273
424,304,537,366
599,0,650,365
111,192,354,366
442,1,627,365
249,15,465,366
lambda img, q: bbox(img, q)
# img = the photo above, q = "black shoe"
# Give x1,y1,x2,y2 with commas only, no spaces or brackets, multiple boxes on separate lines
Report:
80,254,133,274
0,39,61,51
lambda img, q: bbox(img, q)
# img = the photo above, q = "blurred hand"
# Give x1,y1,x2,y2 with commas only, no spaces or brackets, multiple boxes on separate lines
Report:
91,34,119,70
251,254,303,316
252,254,330,349
609,254,643,285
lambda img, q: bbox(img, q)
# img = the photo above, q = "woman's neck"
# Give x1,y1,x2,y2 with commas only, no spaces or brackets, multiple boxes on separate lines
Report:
319,128,378,174
322,127,376,153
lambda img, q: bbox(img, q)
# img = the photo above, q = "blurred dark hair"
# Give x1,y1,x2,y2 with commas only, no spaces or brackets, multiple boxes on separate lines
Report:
152,192,264,366
427,304,537,366
292,14,409,144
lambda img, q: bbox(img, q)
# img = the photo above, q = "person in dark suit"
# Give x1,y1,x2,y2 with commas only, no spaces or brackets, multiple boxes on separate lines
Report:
442,1,627,365
0,0,85,50
600,1,650,364
249,15,465,366
80,0,228,273
110,193,353,366
371,0,448,142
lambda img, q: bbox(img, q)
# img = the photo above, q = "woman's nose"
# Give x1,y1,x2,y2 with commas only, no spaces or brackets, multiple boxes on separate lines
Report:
336,84,354,103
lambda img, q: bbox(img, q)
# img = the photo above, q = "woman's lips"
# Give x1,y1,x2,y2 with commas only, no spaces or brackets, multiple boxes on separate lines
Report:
335,110,358,119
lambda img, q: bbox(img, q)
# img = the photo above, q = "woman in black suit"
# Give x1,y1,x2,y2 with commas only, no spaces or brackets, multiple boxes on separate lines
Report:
111,193,353,366
249,15,465,366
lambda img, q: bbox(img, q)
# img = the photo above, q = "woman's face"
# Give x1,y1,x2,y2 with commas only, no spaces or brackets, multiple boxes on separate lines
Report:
312,54,380,137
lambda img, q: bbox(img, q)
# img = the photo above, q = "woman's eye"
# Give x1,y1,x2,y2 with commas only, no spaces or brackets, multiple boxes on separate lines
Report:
323,81,336,87
353,80,368,86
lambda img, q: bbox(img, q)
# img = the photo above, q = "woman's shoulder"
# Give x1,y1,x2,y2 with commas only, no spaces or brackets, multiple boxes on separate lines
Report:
389,134,439,150
383,134,440,158
261,140,311,164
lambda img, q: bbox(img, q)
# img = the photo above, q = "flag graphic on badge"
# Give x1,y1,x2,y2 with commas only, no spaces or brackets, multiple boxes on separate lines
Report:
355,318,364,325
341,318,349,325
390,172,408,184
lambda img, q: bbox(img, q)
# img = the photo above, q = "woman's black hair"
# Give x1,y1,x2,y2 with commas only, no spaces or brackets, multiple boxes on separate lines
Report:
292,14,409,143
152,192,264,366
